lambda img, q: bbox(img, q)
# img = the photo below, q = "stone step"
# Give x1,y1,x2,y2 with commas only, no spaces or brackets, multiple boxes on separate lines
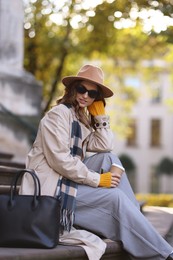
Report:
143,206,173,238
0,152,14,160
0,165,23,185
0,240,129,260
0,160,25,169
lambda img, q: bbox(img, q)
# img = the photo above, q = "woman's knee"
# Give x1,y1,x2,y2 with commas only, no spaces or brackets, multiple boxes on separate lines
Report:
92,152,121,162
98,152,123,168
83,152,124,173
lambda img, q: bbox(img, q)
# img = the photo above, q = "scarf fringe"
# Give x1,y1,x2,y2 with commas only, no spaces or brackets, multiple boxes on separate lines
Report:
60,208,75,233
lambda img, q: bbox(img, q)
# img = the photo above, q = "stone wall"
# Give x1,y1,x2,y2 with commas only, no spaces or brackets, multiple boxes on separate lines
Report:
0,0,42,163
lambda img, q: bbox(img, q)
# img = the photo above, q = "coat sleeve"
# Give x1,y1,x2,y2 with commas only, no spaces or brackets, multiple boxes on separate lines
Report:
86,115,115,152
40,105,100,187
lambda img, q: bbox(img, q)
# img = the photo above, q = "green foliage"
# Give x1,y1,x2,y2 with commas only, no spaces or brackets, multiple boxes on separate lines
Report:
157,157,173,175
119,154,136,172
23,0,173,125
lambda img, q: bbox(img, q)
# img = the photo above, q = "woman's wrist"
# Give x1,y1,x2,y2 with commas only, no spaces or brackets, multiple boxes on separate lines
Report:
94,115,110,129
99,172,111,187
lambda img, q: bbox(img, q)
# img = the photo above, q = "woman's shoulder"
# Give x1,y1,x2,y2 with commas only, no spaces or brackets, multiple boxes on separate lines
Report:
44,103,73,120
48,104,70,114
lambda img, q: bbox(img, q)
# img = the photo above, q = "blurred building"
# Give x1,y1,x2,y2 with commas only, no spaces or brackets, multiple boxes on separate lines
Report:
113,61,173,194
0,0,42,163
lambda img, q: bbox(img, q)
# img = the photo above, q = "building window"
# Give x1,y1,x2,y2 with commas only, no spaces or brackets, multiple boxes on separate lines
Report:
126,119,137,147
150,119,161,147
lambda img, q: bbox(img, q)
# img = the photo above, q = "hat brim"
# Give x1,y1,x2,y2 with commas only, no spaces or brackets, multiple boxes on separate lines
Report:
62,76,114,98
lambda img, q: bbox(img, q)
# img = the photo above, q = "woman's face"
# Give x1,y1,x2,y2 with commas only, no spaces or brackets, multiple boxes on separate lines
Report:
75,81,98,108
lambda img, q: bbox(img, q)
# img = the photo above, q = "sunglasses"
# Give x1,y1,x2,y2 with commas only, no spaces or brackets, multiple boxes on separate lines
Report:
76,85,98,99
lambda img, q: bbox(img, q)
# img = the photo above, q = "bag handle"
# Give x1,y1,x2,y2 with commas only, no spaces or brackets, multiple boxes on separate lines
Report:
9,169,41,209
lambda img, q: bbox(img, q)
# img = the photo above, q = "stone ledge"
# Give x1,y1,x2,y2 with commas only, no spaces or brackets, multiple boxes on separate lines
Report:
0,241,128,260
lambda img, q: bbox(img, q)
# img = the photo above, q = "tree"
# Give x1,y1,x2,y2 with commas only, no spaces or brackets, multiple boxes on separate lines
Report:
119,153,136,190
157,157,173,175
24,0,75,113
119,154,136,172
23,0,173,119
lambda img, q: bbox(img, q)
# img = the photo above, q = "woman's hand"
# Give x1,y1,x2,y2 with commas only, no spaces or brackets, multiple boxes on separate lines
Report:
99,172,121,188
88,101,105,116
110,172,121,188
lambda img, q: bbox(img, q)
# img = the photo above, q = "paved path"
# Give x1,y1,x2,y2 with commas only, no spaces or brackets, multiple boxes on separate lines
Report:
143,206,173,246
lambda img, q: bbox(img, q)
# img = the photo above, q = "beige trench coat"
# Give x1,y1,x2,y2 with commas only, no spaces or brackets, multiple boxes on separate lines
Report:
20,104,114,196
20,104,114,259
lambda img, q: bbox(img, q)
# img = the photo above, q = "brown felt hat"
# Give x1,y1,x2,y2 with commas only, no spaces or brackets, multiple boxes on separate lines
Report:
62,64,114,98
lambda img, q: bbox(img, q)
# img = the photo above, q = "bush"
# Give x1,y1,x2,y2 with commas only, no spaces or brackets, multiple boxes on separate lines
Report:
119,154,136,172
157,157,173,175
136,193,173,207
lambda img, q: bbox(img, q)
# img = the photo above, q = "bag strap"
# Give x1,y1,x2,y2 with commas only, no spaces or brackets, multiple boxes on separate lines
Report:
9,169,41,209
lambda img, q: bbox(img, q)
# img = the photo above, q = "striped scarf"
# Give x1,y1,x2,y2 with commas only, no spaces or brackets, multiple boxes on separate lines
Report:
56,105,83,233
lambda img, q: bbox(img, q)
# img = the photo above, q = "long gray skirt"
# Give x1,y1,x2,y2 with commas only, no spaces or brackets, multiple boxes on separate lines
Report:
74,152,173,260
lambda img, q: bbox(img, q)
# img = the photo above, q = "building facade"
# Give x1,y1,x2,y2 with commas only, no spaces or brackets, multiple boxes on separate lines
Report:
113,63,173,193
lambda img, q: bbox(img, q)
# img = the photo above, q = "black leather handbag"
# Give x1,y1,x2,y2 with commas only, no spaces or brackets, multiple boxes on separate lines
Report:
0,169,60,248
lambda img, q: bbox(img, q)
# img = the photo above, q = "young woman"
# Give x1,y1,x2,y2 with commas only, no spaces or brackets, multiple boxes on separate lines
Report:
20,64,173,260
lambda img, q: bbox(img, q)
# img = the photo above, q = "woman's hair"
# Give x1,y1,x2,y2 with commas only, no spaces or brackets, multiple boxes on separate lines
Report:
56,81,106,128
